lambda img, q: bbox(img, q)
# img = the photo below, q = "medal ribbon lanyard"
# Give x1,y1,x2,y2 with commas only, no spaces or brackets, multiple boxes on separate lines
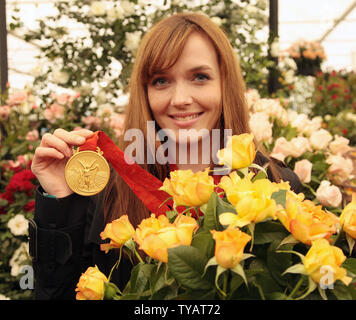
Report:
78,131,171,216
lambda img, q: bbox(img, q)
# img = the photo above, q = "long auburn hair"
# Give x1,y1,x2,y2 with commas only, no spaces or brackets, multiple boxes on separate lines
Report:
101,12,281,227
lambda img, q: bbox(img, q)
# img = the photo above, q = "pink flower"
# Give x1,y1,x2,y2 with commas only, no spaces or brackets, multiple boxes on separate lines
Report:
329,135,351,156
327,154,354,184
0,105,11,119
26,129,39,142
289,136,311,158
294,159,313,183
82,115,102,129
271,137,294,160
7,90,28,106
249,112,272,143
309,129,333,150
43,103,65,123
316,180,342,208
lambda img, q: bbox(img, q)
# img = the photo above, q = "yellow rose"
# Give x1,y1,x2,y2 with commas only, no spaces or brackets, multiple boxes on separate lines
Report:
174,214,199,245
134,214,198,263
159,168,214,207
75,266,108,300
211,229,251,269
304,239,352,286
219,173,278,227
216,133,256,170
277,194,340,245
339,193,356,239
100,215,135,253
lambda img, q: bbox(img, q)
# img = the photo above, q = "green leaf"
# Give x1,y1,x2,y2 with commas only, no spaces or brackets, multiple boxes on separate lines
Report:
253,221,289,245
202,192,219,231
271,189,287,208
191,230,215,259
167,245,212,290
124,263,154,294
150,284,179,300
329,281,354,300
149,264,166,294
342,257,356,277
251,169,267,182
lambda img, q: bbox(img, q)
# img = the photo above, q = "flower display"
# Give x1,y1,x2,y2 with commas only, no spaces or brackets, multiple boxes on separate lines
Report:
100,215,135,253
211,228,251,269
75,266,109,300
134,213,198,263
159,168,214,207
339,193,356,239
277,193,340,245
216,133,256,170
304,239,352,287
76,133,355,301
218,172,279,227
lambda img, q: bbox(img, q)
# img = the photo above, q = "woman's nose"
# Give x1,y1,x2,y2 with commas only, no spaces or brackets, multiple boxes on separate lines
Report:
169,83,193,107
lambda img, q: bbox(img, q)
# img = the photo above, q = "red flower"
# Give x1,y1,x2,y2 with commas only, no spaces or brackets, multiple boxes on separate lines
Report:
343,129,349,135
24,200,35,212
317,85,323,91
5,169,36,193
331,94,338,100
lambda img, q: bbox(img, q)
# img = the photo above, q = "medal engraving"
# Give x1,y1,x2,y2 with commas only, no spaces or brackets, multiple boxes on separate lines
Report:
65,147,110,196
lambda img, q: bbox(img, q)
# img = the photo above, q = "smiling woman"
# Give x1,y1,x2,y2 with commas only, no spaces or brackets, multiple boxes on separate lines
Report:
29,12,302,300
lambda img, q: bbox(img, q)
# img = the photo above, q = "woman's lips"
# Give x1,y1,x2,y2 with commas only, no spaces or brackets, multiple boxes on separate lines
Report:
169,112,204,128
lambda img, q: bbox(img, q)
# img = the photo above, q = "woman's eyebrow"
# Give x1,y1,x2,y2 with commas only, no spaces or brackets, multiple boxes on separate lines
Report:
188,65,213,72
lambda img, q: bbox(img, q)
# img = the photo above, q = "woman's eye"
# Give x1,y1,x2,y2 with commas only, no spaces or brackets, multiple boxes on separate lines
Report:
152,78,168,86
194,73,210,81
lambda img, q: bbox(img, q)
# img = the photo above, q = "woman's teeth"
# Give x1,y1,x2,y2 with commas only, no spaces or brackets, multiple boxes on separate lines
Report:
172,113,201,121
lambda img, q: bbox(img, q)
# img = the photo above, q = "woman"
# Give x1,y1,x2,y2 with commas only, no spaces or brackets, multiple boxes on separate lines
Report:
29,12,301,300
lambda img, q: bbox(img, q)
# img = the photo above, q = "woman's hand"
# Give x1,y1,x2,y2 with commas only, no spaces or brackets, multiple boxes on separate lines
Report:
31,128,95,198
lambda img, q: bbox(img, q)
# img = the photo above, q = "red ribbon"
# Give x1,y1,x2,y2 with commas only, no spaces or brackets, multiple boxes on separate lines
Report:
78,131,171,215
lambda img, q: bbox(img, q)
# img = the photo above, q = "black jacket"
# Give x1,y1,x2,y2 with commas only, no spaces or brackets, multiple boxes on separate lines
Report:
29,155,302,300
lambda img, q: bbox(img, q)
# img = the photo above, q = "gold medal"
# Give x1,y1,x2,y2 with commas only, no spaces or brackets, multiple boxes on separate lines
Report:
65,147,110,196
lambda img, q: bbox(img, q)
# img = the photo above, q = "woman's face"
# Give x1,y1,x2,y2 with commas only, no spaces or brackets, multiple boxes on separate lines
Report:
147,32,222,144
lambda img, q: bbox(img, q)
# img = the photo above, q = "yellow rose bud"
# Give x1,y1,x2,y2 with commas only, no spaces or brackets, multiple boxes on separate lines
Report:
211,229,251,269
339,193,356,239
100,215,135,253
304,239,352,286
277,195,340,245
159,168,214,207
219,173,277,227
216,133,256,169
134,214,199,263
75,266,108,300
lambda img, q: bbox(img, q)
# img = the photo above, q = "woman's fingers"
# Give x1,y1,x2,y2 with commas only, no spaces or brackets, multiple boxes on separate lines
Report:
34,146,66,160
40,133,73,157
69,128,95,138
52,128,87,145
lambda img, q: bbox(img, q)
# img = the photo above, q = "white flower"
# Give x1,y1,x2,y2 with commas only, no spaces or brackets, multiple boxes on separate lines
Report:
97,103,114,117
119,0,136,17
52,68,70,85
249,112,272,143
125,31,142,55
0,294,10,300
7,214,28,236
211,16,223,26
90,1,106,16
245,88,260,109
284,57,297,70
309,128,333,151
284,69,295,84
316,180,342,208
9,243,30,277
